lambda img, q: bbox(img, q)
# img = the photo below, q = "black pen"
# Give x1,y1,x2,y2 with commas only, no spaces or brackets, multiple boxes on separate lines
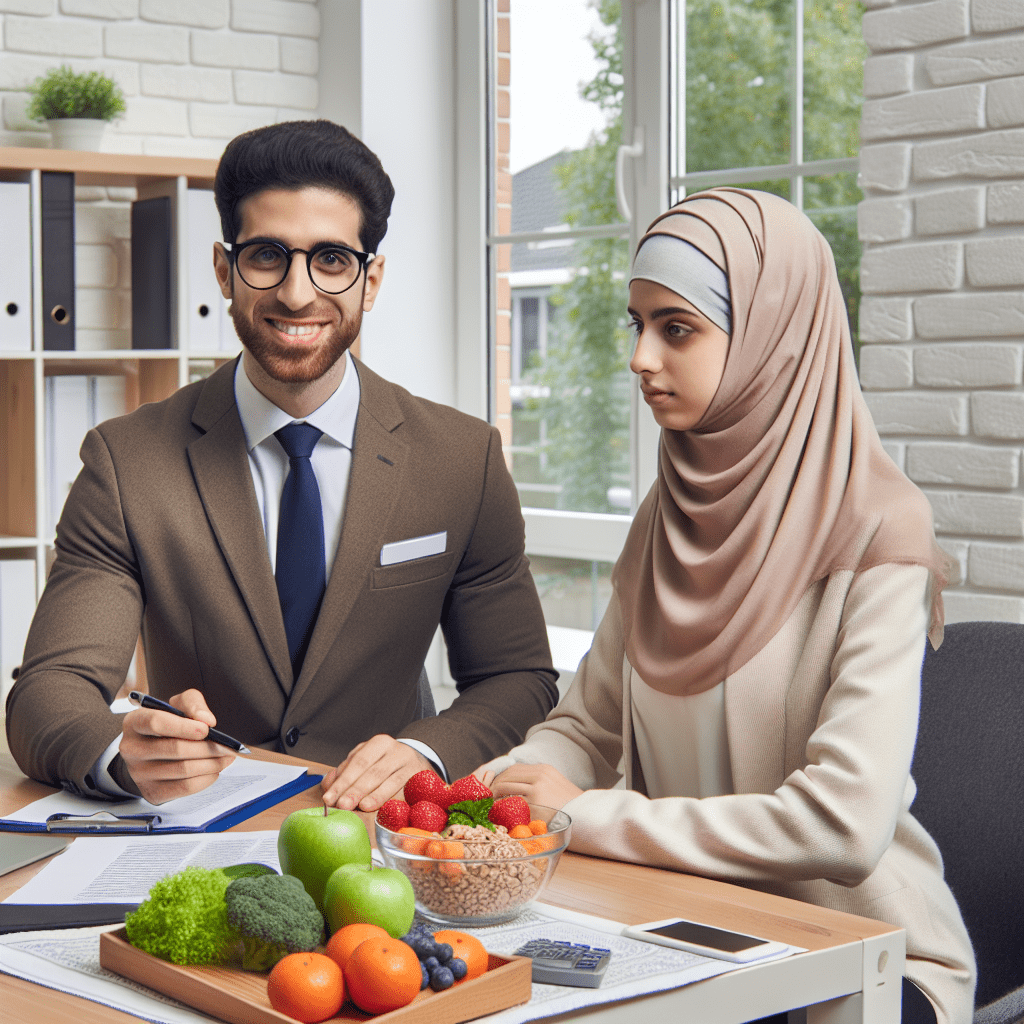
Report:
128,691,251,753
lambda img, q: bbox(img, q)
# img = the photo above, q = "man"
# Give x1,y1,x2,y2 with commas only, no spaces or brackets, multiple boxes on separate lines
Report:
5,120,558,808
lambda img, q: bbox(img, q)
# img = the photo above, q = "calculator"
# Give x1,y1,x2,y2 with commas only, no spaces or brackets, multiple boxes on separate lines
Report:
513,938,612,988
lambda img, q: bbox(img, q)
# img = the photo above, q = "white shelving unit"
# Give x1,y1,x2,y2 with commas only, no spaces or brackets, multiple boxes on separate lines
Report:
0,148,231,696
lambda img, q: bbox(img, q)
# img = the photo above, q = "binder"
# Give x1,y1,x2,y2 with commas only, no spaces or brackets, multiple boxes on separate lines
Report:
41,171,75,351
0,559,36,702
0,903,139,934
187,188,226,351
0,181,32,351
45,375,128,536
130,195,173,349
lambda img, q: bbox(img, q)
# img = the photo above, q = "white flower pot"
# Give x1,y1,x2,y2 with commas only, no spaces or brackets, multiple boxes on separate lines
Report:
46,118,107,151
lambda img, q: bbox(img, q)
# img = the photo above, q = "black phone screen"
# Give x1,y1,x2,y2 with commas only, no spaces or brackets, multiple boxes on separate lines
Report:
645,920,770,953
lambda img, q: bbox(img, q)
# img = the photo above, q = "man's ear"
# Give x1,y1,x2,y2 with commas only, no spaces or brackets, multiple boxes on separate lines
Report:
362,254,385,312
213,243,233,300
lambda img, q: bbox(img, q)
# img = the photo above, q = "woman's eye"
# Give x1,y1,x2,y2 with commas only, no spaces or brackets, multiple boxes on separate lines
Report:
629,319,643,335
666,322,692,338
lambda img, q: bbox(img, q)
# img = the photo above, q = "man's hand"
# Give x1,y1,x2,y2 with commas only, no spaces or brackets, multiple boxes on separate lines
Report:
488,763,583,810
321,735,431,812
119,689,235,805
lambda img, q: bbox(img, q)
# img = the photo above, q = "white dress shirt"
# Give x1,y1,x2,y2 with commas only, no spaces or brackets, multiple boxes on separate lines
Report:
91,352,443,796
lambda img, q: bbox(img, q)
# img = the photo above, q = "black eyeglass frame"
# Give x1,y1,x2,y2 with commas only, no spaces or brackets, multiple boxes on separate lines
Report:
222,238,376,295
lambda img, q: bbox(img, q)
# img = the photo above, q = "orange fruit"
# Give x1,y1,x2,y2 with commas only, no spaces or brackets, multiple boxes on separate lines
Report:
267,952,344,1024
324,922,390,972
344,935,422,1014
432,930,489,981
528,819,548,835
508,824,533,839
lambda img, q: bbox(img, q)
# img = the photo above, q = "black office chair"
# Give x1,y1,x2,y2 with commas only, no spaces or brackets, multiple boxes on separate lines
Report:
912,621,1024,1024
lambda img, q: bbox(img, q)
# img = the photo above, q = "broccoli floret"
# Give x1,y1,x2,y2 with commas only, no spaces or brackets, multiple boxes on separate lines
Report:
124,863,278,966
224,873,325,972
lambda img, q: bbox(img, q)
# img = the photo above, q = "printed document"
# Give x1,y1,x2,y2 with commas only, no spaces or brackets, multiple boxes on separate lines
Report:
4,830,282,905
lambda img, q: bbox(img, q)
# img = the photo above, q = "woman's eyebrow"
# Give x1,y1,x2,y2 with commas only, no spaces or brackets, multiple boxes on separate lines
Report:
649,305,703,321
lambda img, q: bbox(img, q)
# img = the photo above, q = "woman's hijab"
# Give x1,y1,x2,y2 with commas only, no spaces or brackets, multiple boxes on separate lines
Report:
615,188,950,697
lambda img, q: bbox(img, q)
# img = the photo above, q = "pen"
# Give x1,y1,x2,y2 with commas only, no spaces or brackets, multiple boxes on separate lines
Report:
128,691,251,754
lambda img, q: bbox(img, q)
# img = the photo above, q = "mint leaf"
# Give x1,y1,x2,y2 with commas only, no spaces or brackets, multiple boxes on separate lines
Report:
447,798,496,831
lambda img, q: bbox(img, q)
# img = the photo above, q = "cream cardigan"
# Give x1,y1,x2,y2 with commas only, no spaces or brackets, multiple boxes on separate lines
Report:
485,564,975,1024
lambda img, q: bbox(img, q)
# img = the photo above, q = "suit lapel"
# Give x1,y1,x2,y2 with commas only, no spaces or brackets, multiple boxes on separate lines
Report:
187,360,293,694
291,360,408,705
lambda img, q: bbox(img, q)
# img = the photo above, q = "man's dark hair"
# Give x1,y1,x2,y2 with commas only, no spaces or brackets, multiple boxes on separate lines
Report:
213,120,395,253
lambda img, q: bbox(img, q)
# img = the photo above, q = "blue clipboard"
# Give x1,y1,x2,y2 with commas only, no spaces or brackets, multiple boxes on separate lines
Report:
0,773,323,836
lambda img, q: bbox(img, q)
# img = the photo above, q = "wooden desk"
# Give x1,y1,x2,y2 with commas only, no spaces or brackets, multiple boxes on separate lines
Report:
0,753,904,1024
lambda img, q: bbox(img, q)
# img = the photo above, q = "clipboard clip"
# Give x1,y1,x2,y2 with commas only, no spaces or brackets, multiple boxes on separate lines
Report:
45,811,162,833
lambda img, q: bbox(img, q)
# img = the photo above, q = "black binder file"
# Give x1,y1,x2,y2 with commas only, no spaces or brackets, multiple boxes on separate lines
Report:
41,171,75,351
131,195,173,349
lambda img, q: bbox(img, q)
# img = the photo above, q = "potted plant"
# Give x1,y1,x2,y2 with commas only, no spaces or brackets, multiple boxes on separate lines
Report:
26,65,126,151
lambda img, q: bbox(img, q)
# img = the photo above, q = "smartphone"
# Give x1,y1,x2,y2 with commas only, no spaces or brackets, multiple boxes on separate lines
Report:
622,917,789,963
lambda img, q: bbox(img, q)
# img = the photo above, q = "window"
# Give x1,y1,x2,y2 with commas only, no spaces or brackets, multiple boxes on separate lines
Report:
670,0,866,350
481,0,866,659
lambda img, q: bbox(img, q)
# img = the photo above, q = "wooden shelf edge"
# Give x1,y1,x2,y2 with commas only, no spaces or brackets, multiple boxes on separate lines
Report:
0,146,218,187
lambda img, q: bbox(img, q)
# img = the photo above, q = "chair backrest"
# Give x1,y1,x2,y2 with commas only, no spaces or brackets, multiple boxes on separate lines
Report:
911,620,1024,1009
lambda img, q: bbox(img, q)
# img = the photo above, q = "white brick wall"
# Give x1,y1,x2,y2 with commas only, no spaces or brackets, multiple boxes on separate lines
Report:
860,0,1024,621
0,0,321,377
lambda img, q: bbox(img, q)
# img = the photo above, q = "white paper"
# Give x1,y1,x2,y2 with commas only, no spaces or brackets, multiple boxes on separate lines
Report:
456,903,799,1023
0,924,218,1024
2,757,308,832
4,830,282,905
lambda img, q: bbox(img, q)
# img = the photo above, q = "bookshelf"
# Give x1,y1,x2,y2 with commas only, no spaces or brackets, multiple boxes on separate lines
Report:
0,148,232,697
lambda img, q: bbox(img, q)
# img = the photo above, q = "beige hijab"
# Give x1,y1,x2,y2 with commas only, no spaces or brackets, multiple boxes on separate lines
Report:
615,188,949,696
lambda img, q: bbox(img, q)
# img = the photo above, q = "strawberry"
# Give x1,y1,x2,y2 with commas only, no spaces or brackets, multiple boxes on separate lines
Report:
404,769,450,807
488,795,531,831
376,799,410,832
408,800,448,833
445,774,493,808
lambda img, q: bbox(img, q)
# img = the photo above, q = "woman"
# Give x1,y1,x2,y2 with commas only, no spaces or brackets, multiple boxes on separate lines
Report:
479,189,975,1024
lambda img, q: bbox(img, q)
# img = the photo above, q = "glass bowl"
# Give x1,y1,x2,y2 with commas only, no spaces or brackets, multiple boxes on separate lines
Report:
375,804,572,927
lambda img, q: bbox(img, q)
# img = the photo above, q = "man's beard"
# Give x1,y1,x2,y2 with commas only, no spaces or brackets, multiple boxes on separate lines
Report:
230,298,362,384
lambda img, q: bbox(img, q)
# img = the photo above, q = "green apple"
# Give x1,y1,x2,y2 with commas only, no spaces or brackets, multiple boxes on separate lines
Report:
324,863,415,938
277,807,372,913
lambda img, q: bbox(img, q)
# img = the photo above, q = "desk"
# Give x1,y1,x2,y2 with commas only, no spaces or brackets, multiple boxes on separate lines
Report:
0,751,904,1024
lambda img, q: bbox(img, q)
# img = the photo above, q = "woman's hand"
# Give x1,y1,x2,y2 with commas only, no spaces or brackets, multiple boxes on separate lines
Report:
488,763,583,810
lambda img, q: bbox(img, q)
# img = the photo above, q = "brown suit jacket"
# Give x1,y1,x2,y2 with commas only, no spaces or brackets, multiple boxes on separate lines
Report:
6,358,558,795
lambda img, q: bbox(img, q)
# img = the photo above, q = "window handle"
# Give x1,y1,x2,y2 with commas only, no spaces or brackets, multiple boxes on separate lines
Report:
615,127,645,223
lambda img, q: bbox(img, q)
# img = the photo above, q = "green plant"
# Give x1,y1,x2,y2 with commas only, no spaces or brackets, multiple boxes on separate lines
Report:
124,863,278,966
26,65,126,122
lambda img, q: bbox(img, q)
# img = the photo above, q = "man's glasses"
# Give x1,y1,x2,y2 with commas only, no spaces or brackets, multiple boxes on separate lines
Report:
223,239,375,295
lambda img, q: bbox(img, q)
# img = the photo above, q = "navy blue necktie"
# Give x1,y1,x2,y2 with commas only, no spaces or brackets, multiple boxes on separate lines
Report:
275,422,326,677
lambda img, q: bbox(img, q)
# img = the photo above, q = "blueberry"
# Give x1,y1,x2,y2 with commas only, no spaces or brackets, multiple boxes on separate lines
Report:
450,956,468,981
434,942,453,964
430,966,455,991
419,959,430,990
423,956,440,972
410,936,433,959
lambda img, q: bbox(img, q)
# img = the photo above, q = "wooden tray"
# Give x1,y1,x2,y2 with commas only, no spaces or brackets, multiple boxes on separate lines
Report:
99,928,532,1024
